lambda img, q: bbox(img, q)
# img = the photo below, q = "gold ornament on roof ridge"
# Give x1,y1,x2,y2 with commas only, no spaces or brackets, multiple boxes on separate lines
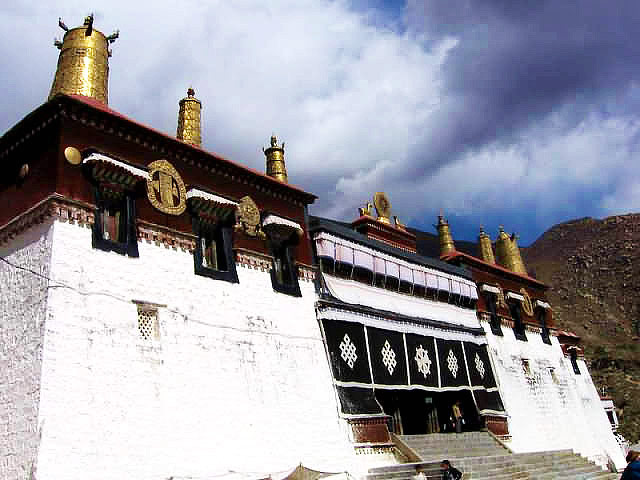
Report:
373,192,391,224
478,225,495,264
264,134,288,183
520,288,534,316
177,87,202,146
49,14,119,104
146,160,187,216
436,213,456,256
358,201,373,217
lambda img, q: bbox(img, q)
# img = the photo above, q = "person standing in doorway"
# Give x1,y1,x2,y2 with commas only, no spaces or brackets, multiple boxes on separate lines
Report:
452,400,463,433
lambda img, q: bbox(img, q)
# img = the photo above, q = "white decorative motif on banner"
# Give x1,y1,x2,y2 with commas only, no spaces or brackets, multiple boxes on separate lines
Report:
381,340,397,375
415,345,432,378
475,352,486,379
339,334,357,369
447,349,459,378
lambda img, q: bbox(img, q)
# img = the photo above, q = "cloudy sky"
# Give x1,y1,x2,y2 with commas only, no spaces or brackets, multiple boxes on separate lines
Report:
2,0,640,245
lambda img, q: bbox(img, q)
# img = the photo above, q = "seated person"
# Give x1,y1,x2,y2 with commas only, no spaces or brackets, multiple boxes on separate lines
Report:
440,460,463,480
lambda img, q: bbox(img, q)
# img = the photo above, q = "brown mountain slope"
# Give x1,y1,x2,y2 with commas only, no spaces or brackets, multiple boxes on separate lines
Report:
522,214,640,443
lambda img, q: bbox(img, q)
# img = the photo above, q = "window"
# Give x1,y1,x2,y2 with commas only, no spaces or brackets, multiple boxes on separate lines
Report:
92,187,139,257
537,308,551,345
509,301,527,341
570,350,581,375
486,294,503,336
135,303,159,340
193,219,238,283
269,240,301,296
522,359,532,377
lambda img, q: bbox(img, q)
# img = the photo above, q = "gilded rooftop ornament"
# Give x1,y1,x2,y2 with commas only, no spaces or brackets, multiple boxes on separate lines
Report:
235,196,265,238
49,14,119,104
436,213,456,256
373,192,391,224
177,87,202,146
478,225,496,264
264,135,288,183
358,202,373,217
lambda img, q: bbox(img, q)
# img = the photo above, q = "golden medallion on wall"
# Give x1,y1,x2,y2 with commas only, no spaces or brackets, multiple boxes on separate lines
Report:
520,288,534,316
235,195,265,238
146,160,187,215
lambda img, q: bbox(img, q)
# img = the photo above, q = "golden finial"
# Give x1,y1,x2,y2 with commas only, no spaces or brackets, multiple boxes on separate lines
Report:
436,213,456,256
49,15,118,104
358,202,373,217
264,134,287,183
495,226,527,274
393,216,406,230
177,87,202,146
373,192,392,224
478,225,495,264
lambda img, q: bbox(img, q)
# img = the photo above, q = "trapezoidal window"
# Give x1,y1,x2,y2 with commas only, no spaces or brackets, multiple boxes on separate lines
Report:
192,219,238,283
486,293,503,336
92,186,139,257
509,300,527,342
537,307,551,345
264,218,302,297
570,350,581,375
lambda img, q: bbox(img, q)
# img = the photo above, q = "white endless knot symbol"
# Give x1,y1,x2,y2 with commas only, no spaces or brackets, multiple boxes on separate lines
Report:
415,345,432,378
475,353,486,379
381,340,397,375
339,334,357,369
447,349,459,378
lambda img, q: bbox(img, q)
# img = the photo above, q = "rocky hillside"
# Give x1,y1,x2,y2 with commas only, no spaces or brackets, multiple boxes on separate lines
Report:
523,214,640,443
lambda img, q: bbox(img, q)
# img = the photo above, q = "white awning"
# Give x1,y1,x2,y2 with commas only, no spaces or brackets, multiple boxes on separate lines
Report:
535,299,552,309
322,273,481,330
479,284,500,294
186,188,238,206
83,152,149,179
262,214,304,233
506,291,525,302
313,231,477,297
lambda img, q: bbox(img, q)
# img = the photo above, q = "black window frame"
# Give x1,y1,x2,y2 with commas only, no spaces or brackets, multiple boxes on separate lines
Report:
265,222,302,297
570,350,581,375
92,186,139,257
509,300,527,342
192,217,239,283
486,293,503,336
537,307,551,345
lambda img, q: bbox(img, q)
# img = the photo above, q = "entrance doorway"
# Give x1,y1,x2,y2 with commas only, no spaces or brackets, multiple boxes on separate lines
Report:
375,389,479,435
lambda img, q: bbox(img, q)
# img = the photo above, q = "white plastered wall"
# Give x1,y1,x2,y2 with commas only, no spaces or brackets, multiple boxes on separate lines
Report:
0,222,53,480
482,320,626,470
33,220,358,480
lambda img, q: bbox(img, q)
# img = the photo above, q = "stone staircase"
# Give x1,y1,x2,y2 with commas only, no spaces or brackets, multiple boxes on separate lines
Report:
363,432,620,480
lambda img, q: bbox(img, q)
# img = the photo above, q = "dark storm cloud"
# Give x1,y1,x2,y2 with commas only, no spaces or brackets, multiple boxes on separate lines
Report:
404,0,640,177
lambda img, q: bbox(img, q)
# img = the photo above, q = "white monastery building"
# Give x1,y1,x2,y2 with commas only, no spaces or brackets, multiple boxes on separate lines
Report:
0,15,626,480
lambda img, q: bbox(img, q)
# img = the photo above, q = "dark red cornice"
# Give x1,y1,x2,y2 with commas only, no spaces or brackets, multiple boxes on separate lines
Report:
441,250,548,289
0,94,317,206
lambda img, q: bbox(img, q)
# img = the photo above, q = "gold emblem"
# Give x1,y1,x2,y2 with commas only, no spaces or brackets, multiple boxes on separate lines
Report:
64,146,82,165
235,195,265,238
496,285,507,308
146,160,187,215
521,288,534,316
373,192,392,223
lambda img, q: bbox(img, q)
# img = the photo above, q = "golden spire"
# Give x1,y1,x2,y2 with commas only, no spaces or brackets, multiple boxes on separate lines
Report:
177,87,202,146
495,226,528,274
436,213,456,256
373,192,392,224
263,135,288,183
478,225,495,264
49,14,119,104
509,233,528,275
495,226,511,269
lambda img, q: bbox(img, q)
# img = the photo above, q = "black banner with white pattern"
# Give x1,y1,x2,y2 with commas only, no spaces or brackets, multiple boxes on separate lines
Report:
367,327,407,386
321,319,505,416
436,338,470,388
405,333,439,388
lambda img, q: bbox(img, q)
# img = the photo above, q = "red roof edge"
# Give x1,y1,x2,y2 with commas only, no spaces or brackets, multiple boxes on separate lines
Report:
64,94,317,203
441,250,547,288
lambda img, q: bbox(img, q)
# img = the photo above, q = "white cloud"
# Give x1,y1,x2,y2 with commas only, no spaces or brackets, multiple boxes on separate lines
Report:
1,1,640,238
